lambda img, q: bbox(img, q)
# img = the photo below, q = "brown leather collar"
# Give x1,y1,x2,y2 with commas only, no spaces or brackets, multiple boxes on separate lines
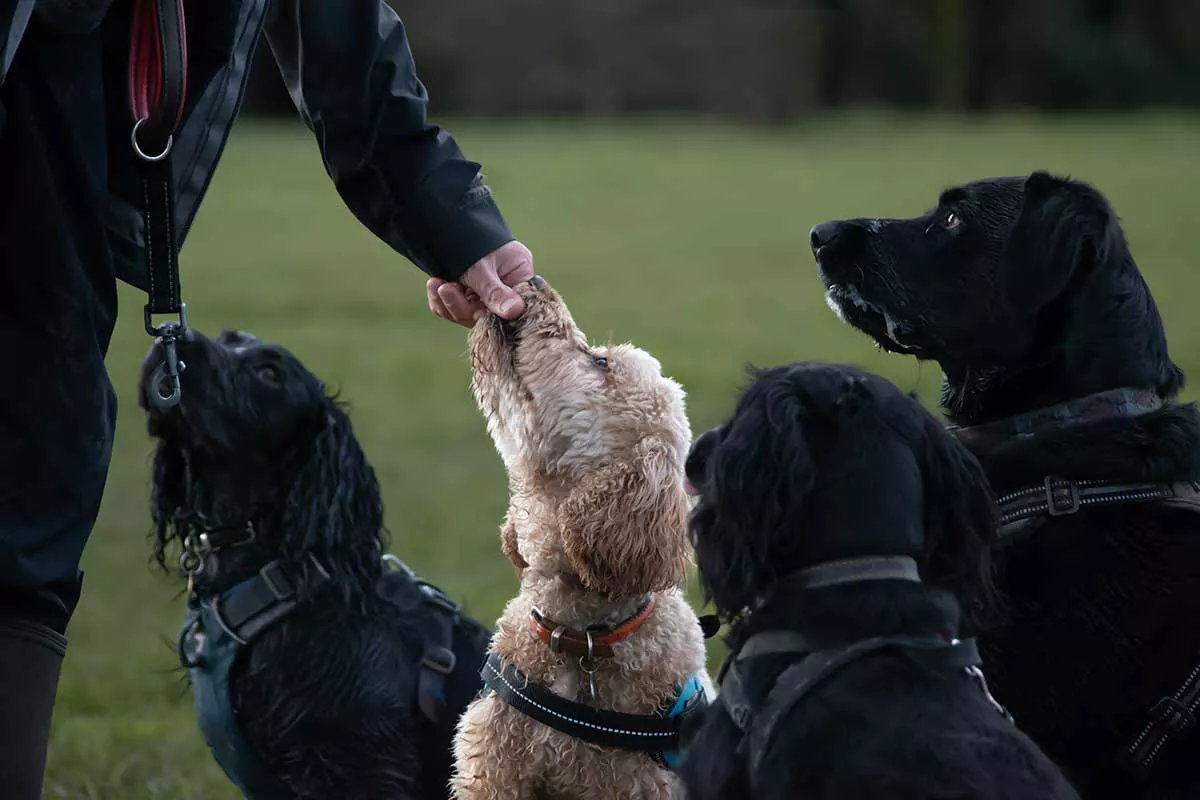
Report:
530,596,657,659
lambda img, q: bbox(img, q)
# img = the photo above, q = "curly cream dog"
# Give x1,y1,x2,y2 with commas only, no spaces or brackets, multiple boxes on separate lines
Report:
454,277,711,800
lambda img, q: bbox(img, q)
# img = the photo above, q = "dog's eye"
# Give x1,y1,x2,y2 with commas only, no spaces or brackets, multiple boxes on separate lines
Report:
941,211,963,230
591,353,609,370
255,364,281,383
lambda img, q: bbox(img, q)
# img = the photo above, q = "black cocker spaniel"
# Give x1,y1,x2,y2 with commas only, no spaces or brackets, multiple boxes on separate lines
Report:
139,328,490,800
678,362,1078,800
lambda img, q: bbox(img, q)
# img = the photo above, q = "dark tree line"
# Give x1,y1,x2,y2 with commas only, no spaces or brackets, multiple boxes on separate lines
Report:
242,0,1200,119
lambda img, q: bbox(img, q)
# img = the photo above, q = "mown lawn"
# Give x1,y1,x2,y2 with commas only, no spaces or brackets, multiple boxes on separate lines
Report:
44,112,1200,798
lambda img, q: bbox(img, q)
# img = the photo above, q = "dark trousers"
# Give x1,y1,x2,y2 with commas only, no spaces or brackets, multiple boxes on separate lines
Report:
0,17,119,634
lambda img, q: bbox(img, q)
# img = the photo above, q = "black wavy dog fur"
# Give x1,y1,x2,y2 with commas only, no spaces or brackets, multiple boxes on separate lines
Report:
811,172,1200,798
139,329,491,799
678,362,1079,800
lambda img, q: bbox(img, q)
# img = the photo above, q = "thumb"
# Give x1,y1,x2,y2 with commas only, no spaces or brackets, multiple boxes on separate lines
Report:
463,264,525,320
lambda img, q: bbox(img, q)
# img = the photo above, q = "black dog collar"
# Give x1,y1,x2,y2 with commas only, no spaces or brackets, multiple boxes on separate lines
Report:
947,386,1163,450
756,556,921,610
782,556,921,591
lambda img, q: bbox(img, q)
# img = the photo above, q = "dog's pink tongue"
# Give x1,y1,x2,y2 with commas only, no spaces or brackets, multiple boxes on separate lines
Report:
683,478,699,497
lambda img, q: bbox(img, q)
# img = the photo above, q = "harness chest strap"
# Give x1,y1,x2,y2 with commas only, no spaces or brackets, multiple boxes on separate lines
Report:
995,477,1200,537
719,633,995,778
180,555,464,799
480,652,705,767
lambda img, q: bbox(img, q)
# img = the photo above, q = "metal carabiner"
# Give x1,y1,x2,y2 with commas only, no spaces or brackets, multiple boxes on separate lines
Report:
146,305,189,410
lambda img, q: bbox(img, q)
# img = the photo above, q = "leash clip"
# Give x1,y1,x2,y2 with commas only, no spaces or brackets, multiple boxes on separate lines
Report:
145,304,189,409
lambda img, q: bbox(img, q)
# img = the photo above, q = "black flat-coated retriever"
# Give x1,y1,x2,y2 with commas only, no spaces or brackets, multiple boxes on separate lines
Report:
678,362,1079,800
811,172,1200,798
139,329,491,800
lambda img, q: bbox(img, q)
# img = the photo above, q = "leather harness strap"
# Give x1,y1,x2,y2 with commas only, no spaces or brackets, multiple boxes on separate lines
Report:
714,555,1006,783
719,632,990,778
530,596,657,659
995,478,1200,537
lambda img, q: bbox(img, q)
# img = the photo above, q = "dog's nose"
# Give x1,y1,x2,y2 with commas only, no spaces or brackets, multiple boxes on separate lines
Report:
530,275,547,291
809,221,849,255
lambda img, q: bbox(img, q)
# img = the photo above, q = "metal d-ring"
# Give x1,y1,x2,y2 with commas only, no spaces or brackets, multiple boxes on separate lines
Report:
131,117,173,162
579,630,599,705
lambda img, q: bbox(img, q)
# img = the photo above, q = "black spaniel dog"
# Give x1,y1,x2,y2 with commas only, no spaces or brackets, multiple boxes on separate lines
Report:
811,173,1200,798
677,362,1079,800
139,328,491,800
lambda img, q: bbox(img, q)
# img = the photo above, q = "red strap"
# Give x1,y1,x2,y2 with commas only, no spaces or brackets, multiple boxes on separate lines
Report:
128,0,188,152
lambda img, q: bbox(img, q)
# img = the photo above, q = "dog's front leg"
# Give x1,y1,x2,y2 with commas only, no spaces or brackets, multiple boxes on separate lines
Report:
452,695,535,800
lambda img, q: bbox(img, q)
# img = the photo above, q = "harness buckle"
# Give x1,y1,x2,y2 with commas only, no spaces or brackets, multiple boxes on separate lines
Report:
258,561,295,602
418,582,459,616
422,646,457,676
1044,476,1081,516
1150,696,1196,733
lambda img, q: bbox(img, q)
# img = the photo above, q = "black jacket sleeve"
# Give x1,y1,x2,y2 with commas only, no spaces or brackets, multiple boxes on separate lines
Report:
262,0,514,281
0,1,35,89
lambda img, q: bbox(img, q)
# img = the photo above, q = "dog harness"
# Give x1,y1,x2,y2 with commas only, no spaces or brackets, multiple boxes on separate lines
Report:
480,598,716,769
481,653,707,770
178,554,463,800
714,556,1011,782
944,387,1200,537
949,388,1200,779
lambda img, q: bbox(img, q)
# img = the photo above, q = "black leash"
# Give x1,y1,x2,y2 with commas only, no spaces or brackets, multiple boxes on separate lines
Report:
129,0,189,409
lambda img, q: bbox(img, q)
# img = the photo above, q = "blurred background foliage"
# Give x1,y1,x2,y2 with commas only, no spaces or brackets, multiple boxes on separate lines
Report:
239,0,1200,119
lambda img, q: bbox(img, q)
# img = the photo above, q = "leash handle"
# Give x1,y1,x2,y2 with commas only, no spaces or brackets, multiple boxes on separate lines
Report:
129,0,190,408
128,0,187,166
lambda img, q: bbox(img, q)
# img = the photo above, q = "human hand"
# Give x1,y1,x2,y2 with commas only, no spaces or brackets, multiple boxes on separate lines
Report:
426,240,535,327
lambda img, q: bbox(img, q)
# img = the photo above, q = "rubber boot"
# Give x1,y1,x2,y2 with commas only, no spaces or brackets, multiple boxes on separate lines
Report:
0,616,67,800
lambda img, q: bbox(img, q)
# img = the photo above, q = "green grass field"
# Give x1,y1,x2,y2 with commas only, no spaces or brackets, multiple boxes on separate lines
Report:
43,113,1200,798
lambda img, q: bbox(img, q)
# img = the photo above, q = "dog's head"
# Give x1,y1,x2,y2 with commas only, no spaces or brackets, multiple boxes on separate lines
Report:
685,362,996,623
138,329,383,598
810,173,1182,419
469,278,692,599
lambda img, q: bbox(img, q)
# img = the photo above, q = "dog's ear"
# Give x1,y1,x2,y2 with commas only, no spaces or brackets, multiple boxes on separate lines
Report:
693,386,816,617
919,417,998,629
1011,172,1184,399
1004,172,1128,314
281,402,383,601
558,439,689,600
150,440,188,573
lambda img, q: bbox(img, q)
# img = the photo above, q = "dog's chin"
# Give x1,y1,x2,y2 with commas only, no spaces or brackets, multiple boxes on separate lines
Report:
824,284,927,357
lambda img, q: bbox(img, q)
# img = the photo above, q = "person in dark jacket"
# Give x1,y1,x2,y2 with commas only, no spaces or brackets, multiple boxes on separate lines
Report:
0,1,533,795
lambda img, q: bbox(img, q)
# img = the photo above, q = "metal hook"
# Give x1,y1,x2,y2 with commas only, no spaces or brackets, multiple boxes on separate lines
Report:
148,329,188,409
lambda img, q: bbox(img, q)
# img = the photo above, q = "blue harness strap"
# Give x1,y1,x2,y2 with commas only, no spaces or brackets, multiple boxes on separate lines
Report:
178,555,466,799
181,602,295,800
178,560,314,800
